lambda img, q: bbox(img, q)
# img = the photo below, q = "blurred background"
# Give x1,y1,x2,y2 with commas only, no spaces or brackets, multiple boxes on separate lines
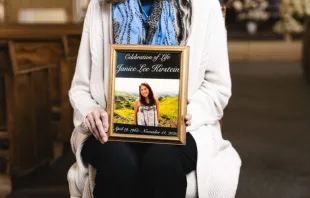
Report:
0,0,309,197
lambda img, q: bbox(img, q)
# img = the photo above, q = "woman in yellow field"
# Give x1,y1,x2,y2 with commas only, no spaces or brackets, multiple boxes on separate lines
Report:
134,83,160,127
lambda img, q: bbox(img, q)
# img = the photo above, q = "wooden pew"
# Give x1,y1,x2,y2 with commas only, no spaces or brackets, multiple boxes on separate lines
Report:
0,42,9,176
0,25,82,191
0,41,52,189
0,24,82,135
62,34,81,58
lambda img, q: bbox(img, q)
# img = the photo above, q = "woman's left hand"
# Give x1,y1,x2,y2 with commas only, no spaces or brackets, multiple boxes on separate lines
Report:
185,99,192,126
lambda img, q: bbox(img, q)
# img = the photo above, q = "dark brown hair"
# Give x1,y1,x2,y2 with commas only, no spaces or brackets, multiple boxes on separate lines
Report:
139,83,156,106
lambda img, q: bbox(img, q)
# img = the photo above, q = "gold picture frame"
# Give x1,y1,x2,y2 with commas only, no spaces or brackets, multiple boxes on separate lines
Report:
108,44,189,145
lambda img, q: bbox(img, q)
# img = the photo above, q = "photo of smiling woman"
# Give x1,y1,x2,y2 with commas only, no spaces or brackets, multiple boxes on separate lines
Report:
134,83,159,127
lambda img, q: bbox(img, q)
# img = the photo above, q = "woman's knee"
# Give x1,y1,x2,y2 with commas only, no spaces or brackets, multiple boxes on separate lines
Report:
142,144,182,174
82,137,139,174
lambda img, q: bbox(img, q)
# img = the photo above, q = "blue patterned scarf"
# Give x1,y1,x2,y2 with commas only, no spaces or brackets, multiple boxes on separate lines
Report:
112,0,192,45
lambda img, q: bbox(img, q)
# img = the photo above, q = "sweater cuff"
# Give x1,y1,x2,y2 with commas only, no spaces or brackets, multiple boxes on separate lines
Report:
73,104,102,132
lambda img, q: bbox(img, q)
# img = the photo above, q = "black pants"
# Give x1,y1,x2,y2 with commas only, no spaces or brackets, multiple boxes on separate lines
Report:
81,133,197,198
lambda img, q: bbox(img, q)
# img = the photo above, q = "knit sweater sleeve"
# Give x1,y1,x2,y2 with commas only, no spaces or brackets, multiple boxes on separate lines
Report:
69,1,102,128
187,0,231,128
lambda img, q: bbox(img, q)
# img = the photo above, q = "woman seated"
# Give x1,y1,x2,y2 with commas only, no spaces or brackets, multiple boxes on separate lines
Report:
68,0,242,197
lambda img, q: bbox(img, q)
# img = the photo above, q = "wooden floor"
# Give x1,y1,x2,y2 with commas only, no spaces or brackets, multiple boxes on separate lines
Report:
2,60,310,198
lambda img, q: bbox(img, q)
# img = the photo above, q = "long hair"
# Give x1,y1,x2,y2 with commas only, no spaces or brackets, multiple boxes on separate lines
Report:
139,83,156,106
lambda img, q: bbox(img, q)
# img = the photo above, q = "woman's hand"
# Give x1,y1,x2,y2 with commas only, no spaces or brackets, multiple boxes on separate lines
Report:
185,99,192,126
85,108,109,144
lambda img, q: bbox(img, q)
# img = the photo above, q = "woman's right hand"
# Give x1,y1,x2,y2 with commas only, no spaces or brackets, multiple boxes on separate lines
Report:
85,108,109,144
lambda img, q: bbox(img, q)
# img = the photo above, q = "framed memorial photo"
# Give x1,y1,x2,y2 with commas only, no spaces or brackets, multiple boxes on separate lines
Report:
107,44,189,145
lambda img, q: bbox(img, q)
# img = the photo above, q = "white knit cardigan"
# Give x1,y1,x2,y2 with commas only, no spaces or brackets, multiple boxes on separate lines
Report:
67,0,242,197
